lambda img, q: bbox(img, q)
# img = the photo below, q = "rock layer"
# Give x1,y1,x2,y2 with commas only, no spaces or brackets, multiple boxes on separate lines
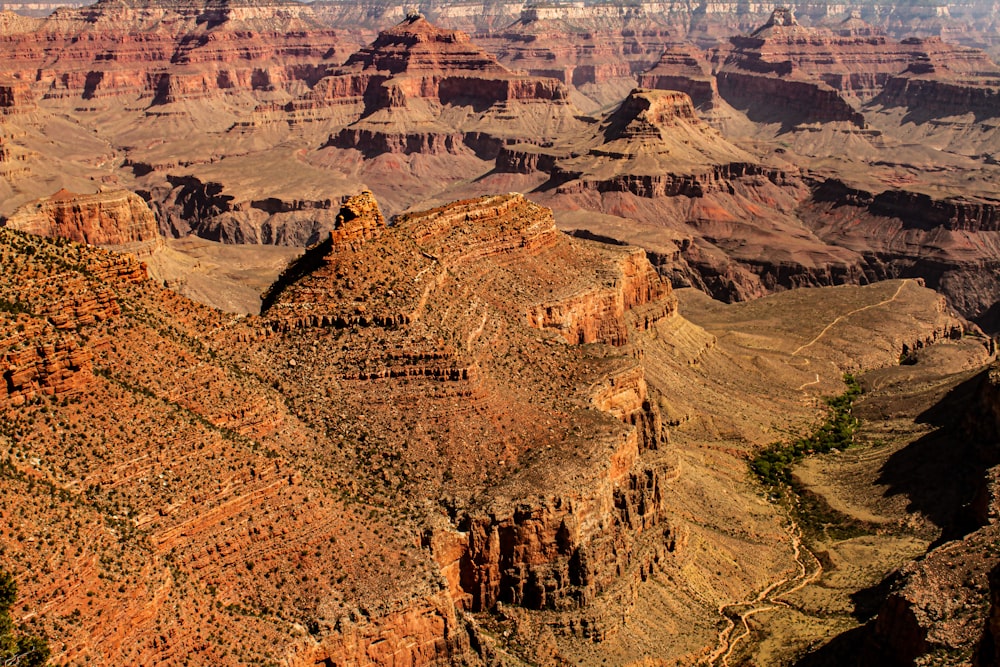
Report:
4,188,164,257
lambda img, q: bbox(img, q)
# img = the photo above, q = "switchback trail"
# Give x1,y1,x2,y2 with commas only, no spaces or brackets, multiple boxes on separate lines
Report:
701,519,822,666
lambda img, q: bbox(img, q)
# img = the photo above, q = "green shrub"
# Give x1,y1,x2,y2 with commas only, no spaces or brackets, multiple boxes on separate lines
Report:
0,570,49,666
751,374,861,486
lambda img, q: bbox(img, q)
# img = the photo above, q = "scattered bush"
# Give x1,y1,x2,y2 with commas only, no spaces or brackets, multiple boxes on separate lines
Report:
751,374,861,486
0,570,50,666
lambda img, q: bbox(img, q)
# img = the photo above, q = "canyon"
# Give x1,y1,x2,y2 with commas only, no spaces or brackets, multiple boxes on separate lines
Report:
0,0,998,665
2,191,994,667
1,0,997,332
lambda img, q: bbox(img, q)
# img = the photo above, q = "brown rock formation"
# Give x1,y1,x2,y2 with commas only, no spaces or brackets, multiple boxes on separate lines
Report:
4,188,164,257
0,189,988,666
0,0,353,103
313,15,575,158
804,178,1000,329
494,88,759,187
474,5,678,109
638,43,719,109
706,9,1000,129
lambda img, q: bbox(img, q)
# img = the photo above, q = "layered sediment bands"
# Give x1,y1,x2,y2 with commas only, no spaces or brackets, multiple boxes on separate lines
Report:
1,325,93,408
500,88,764,196
705,8,1000,128
527,248,673,346
264,192,674,335
0,79,34,113
716,71,866,126
310,592,469,667
476,11,677,106
3,188,164,256
4,189,992,664
328,187,385,250
0,225,480,666
325,14,570,109
293,15,576,158
637,44,718,108
805,178,1000,327
815,179,1000,233
0,0,350,102
494,145,558,174
876,74,1000,117
1,239,147,408
458,462,670,617
329,127,467,157
554,162,790,198
260,191,684,657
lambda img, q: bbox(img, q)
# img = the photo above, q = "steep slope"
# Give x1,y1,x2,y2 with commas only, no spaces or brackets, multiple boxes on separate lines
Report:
0,226,450,666
1,191,980,665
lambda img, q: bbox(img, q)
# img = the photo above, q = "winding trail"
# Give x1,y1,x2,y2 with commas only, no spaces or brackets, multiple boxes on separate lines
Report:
796,373,821,391
791,280,910,357
700,282,916,664
702,519,822,666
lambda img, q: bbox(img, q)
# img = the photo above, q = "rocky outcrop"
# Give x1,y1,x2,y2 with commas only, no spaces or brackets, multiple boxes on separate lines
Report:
299,15,577,158
527,247,673,346
0,78,34,114
152,175,341,245
3,188,164,257
865,363,1000,666
318,15,567,111
328,188,385,251
263,192,676,338
456,461,671,621
814,179,1000,233
1,323,94,407
493,88,764,195
310,592,471,667
259,190,683,653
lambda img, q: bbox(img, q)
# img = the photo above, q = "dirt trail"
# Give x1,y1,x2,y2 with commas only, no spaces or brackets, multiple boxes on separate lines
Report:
791,280,910,357
701,519,822,666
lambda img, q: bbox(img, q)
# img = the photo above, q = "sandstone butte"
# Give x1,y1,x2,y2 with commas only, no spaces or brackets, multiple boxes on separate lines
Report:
308,13,576,159
2,188,999,666
1,1,1000,338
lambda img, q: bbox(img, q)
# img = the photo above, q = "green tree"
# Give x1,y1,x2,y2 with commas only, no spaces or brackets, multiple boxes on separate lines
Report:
0,570,49,667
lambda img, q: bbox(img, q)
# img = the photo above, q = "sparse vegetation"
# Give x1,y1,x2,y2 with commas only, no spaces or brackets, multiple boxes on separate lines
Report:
751,374,861,486
0,570,50,667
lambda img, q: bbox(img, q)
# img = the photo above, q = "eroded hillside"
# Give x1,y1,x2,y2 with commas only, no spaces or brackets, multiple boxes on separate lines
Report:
1,191,991,665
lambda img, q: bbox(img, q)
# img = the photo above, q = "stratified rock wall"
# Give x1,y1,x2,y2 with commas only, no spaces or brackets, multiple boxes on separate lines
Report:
4,188,164,256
